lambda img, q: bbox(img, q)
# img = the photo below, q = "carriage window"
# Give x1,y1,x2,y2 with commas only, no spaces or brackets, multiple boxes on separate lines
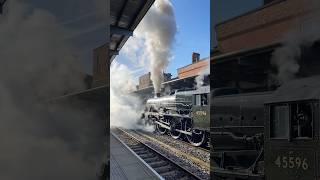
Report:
194,94,208,106
270,103,314,139
291,103,313,139
195,94,201,106
201,94,208,106
271,105,290,138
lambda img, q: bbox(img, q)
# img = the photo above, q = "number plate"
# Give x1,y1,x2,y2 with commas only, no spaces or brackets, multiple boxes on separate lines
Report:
267,149,315,180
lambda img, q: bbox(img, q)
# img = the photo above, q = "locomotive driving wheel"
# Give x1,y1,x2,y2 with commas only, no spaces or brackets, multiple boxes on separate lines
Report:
187,129,206,146
156,123,167,134
170,119,183,139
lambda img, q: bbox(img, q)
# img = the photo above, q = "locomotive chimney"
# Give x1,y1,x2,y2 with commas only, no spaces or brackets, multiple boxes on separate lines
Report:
192,52,200,64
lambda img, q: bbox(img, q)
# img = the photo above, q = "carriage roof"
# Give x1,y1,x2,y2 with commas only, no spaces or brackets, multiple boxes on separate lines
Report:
266,76,320,104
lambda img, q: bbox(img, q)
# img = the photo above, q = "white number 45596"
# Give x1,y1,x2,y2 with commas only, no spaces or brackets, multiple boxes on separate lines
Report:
274,156,309,170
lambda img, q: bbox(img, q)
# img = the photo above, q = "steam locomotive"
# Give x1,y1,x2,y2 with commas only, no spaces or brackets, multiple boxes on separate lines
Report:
142,86,210,146
212,75,319,180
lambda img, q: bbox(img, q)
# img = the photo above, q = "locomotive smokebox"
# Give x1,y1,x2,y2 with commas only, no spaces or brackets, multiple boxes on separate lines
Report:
156,93,161,98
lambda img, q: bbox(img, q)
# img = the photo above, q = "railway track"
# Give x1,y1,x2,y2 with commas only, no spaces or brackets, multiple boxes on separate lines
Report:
126,129,210,166
118,128,211,174
113,128,204,180
138,130,210,153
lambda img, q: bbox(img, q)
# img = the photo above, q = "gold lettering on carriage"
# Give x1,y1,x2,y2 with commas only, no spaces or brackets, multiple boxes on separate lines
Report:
274,155,309,170
196,111,206,116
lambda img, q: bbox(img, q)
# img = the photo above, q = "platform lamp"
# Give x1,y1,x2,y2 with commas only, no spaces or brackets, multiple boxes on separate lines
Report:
0,0,7,14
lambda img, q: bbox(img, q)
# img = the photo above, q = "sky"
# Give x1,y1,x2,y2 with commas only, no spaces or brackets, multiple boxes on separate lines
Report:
116,0,210,80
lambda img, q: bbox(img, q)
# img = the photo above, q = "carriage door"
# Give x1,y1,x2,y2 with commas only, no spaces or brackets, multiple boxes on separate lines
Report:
265,100,318,180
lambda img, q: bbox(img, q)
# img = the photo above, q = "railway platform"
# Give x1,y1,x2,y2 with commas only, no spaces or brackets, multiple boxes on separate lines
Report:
110,132,163,180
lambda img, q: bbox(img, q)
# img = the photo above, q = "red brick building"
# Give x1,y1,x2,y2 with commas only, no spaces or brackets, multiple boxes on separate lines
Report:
214,0,319,55
177,52,209,79
212,0,320,92
138,73,152,89
136,52,209,90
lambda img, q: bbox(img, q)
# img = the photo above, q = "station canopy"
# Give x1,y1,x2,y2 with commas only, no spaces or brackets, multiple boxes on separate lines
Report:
110,0,154,63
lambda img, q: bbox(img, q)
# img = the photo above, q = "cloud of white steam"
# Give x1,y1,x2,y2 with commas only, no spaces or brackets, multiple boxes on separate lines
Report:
271,0,320,84
195,60,210,89
110,0,176,131
0,1,106,179
135,0,177,94
271,37,302,83
110,62,154,131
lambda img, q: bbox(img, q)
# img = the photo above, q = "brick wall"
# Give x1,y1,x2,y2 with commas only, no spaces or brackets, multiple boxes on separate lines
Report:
177,59,209,79
92,44,109,87
139,73,152,89
216,0,316,54
138,72,172,90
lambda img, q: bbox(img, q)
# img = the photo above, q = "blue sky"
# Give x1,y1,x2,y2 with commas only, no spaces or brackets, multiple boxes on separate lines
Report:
116,0,210,79
169,0,210,76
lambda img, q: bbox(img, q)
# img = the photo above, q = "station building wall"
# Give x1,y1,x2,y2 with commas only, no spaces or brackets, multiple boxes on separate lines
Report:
215,0,319,55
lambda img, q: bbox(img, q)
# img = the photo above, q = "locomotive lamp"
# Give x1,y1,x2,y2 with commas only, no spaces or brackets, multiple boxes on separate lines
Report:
0,0,7,14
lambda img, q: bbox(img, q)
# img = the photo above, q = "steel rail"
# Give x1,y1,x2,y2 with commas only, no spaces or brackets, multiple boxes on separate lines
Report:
114,128,204,180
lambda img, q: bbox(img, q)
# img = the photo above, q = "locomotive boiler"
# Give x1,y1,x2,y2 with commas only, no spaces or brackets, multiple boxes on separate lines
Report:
143,86,210,146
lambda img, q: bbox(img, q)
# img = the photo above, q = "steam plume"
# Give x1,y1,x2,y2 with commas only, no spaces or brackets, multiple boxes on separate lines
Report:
109,0,176,130
110,62,141,128
136,0,177,94
110,62,154,131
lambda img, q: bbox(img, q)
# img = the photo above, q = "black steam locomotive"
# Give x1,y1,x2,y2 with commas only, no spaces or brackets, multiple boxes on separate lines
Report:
212,75,319,180
142,86,210,146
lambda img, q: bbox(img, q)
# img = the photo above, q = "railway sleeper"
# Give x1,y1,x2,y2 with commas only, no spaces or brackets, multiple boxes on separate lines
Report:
148,161,169,168
130,145,144,150
154,164,175,174
139,153,155,159
143,156,159,163
133,149,148,155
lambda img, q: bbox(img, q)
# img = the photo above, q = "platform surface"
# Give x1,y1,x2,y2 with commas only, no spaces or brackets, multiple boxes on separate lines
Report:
110,133,162,180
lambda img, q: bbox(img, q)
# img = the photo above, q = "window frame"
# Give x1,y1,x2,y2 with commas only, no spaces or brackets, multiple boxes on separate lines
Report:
269,100,316,141
269,103,290,140
201,94,208,106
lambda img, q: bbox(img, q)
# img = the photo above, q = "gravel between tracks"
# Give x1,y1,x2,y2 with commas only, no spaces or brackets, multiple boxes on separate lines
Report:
136,130,210,163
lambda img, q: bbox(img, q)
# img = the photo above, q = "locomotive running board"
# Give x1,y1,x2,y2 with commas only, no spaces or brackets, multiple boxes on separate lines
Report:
154,121,192,135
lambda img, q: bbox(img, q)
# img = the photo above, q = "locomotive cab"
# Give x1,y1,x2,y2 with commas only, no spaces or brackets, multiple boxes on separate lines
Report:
191,87,210,130
186,86,210,146
265,76,320,180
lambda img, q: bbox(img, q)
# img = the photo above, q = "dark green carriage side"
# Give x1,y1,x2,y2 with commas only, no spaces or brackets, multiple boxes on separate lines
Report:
191,97,210,130
186,86,210,130
265,76,320,180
